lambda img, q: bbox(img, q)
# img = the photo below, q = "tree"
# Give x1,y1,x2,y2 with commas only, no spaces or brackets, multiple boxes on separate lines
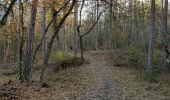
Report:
73,0,78,57
162,0,169,65
24,0,38,81
41,0,47,65
18,0,24,82
147,0,155,74
77,0,103,61
109,0,113,50
40,0,76,81
0,0,17,26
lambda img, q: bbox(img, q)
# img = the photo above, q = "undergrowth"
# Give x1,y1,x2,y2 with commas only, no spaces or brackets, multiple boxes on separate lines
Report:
113,46,163,83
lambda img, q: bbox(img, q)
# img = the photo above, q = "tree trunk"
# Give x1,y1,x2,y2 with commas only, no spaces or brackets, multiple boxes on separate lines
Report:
24,0,38,82
80,36,84,61
73,1,78,57
147,0,155,74
162,0,169,65
40,0,76,81
41,0,47,65
95,0,99,49
18,0,24,82
109,0,113,50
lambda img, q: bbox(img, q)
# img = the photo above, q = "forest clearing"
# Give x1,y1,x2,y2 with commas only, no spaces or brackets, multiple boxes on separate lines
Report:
0,0,170,100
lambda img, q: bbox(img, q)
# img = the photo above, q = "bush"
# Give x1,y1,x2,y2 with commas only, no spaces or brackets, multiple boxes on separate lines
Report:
54,52,85,72
56,51,64,65
60,57,83,69
113,52,127,66
148,50,162,83
126,47,146,69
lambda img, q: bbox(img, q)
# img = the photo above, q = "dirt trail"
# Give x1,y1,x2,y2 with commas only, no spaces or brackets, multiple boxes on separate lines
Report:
78,52,123,100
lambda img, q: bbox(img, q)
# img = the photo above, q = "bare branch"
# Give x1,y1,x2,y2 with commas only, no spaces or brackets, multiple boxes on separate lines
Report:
32,0,71,65
81,12,102,37
0,0,17,26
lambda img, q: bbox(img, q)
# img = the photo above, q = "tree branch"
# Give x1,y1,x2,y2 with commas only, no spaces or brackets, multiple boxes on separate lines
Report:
32,0,71,65
0,0,17,26
81,12,102,37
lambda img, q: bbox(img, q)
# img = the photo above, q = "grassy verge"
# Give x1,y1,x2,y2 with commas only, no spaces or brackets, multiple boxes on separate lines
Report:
108,50,170,100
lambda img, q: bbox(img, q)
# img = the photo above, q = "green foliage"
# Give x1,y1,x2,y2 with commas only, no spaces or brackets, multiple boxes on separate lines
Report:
56,51,65,65
112,45,163,83
147,50,162,83
54,52,86,72
126,47,146,69
60,57,83,69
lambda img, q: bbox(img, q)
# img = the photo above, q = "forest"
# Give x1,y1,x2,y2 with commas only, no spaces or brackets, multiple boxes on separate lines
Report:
0,0,169,99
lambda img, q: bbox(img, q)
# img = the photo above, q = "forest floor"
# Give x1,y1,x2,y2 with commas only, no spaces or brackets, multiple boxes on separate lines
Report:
0,51,170,100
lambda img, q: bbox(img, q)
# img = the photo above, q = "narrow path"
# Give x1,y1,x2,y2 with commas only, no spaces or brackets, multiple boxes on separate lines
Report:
78,52,123,100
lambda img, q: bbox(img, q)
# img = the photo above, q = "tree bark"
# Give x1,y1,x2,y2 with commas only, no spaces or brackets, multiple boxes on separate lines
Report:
40,0,76,81
109,0,113,50
24,0,38,82
147,0,155,74
18,0,24,82
162,0,169,65
73,0,78,57
41,0,47,65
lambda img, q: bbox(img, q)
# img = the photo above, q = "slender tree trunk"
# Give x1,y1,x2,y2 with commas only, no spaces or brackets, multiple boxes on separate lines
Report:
18,0,24,82
62,0,68,52
80,36,84,61
41,0,47,65
95,0,99,49
109,0,113,50
24,0,38,82
162,0,169,65
94,0,98,50
147,0,155,74
73,1,78,57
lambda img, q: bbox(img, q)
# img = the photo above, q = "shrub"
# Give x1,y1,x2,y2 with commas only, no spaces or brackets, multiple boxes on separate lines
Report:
54,53,85,72
113,53,127,66
56,51,65,65
126,47,146,69
148,50,162,83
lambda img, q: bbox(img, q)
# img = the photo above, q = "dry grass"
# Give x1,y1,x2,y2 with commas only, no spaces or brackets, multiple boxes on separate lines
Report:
110,66,170,100
104,50,170,100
